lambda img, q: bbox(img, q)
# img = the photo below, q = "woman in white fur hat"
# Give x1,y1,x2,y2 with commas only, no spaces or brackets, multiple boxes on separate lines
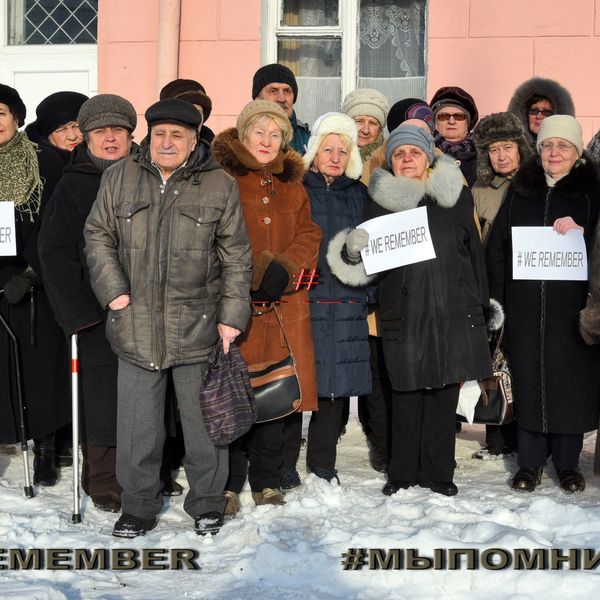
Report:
302,112,372,483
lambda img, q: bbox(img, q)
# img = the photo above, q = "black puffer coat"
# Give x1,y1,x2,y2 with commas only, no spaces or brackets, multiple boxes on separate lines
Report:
38,143,119,446
486,155,600,434
0,143,70,443
329,155,493,392
304,170,371,398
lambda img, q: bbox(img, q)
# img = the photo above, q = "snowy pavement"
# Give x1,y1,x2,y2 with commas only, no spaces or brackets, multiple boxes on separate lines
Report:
1,420,600,599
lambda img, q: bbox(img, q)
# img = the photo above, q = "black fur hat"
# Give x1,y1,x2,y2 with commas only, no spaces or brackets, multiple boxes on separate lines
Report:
473,112,534,185
35,91,88,137
0,83,26,127
507,77,575,140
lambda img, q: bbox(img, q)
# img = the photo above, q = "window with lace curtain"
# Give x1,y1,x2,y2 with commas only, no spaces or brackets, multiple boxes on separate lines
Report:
263,0,427,131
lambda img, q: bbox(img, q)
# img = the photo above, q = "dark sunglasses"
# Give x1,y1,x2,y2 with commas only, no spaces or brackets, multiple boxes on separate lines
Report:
528,108,553,117
436,112,467,122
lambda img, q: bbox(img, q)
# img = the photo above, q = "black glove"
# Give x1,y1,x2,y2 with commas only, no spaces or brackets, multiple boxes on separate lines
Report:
252,261,289,302
3,270,39,304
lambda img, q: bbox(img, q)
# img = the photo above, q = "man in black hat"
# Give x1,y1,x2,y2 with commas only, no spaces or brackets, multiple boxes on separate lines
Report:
84,98,253,538
252,63,310,155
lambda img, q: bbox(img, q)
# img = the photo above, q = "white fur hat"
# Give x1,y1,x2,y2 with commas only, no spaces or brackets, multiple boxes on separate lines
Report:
303,112,363,180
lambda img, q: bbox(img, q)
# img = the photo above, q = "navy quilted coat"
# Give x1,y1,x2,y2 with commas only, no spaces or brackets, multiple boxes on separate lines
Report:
303,170,371,398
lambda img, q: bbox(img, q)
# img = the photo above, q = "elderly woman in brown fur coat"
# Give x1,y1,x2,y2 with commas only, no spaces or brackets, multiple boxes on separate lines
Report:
213,99,321,513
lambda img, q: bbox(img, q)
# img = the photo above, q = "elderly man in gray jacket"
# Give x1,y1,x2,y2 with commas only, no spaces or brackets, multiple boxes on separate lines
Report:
84,98,252,538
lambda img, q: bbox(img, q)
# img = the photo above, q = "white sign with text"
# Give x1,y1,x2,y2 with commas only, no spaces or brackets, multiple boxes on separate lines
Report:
0,202,16,257
512,226,587,281
359,206,436,275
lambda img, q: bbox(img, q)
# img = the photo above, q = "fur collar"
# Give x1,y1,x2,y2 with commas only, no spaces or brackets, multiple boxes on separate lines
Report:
212,127,305,183
511,153,599,199
368,154,464,213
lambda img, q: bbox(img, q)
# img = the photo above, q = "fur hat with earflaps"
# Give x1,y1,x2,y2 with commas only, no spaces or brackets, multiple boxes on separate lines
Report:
473,112,534,185
304,112,363,180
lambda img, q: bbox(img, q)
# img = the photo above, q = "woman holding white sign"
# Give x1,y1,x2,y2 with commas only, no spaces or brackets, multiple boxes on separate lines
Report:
486,115,600,494
329,124,499,496
0,83,70,485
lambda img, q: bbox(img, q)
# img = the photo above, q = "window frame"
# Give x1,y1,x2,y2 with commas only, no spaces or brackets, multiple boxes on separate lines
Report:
261,0,428,103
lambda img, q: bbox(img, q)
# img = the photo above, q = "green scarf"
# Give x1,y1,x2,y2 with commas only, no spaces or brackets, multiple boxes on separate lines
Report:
359,130,384,163
0,131,43,221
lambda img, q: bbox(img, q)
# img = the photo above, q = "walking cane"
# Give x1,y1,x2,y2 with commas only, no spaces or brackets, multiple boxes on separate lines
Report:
71,333,81,523
0,290,34,498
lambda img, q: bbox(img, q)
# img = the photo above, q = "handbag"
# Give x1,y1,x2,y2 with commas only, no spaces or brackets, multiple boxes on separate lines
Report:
248,304,302,423
458,327,514,426
198,341,257,447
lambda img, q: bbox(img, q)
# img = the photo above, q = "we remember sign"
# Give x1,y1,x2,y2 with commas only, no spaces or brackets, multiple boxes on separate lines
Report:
512,226,587,281
0,202,16,257
359,206,436,275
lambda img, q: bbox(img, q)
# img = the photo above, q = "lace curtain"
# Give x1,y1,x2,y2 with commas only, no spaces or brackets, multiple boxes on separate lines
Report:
358,0,427,108
278,0,427,130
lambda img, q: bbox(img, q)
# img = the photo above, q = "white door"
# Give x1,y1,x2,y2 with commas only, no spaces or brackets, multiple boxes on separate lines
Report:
0,0,98,125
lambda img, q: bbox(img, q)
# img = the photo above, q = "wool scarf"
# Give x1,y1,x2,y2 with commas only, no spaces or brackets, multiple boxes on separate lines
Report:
359,130,384,163
0,131,43,221
434,133,476,158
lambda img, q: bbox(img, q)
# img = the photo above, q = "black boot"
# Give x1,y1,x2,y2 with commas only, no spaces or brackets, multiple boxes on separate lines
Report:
33,433,58,487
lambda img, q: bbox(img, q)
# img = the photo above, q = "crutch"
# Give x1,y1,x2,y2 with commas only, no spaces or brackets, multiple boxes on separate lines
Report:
0,289,34,498
71,333,81,523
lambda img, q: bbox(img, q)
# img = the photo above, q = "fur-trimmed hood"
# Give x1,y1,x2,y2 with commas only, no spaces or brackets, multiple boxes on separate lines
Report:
368,154,464,213
511,153,599,200
212,127,305,183
507,77,575,140
473,112,534,185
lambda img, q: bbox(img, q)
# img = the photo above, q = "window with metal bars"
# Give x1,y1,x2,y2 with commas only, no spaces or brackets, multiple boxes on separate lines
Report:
7,0,98,45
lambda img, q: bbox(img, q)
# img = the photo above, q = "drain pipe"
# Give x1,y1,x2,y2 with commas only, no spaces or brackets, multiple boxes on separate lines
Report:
156,0,182,95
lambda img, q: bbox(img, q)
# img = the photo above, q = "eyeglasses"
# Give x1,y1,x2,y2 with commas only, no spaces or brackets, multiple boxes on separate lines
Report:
528,108,554,117
436,112,467,122
540,141,575,154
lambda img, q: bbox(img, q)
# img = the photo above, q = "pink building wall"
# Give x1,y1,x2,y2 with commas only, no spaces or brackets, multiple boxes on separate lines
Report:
428,0,600,141
98,0,261,140
99,0,600,141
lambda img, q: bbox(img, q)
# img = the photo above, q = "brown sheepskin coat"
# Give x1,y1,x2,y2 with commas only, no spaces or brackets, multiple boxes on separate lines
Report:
213,128,322,411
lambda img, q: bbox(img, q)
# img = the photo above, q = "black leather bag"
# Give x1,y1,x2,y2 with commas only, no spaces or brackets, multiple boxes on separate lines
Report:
458,328,514,426
248,305,302,423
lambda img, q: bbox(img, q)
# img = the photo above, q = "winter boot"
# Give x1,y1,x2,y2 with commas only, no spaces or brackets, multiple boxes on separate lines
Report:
33,433,58,487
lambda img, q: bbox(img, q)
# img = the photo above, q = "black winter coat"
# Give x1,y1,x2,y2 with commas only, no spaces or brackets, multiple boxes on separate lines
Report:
329,155,492,392
0,142,70,443
304,170,371,398
486,155,600,434
38,143,118,446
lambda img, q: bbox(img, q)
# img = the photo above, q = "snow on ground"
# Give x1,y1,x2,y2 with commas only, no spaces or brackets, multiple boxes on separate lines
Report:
1,418,600,600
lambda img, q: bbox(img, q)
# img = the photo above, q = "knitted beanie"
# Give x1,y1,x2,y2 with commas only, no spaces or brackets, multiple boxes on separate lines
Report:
236,99,293,147
430,86,479,129
252,64,298,103
145,99,202,130
35,91,88,137
537,114,583,157
78,94,137,133
160,78,212,121
387,98,433,132
303,112,363,180
0,83,26,127
385,124,435,168
342,88,390,128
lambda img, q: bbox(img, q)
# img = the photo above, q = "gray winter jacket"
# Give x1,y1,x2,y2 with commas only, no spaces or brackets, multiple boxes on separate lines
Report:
84,142,252,370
